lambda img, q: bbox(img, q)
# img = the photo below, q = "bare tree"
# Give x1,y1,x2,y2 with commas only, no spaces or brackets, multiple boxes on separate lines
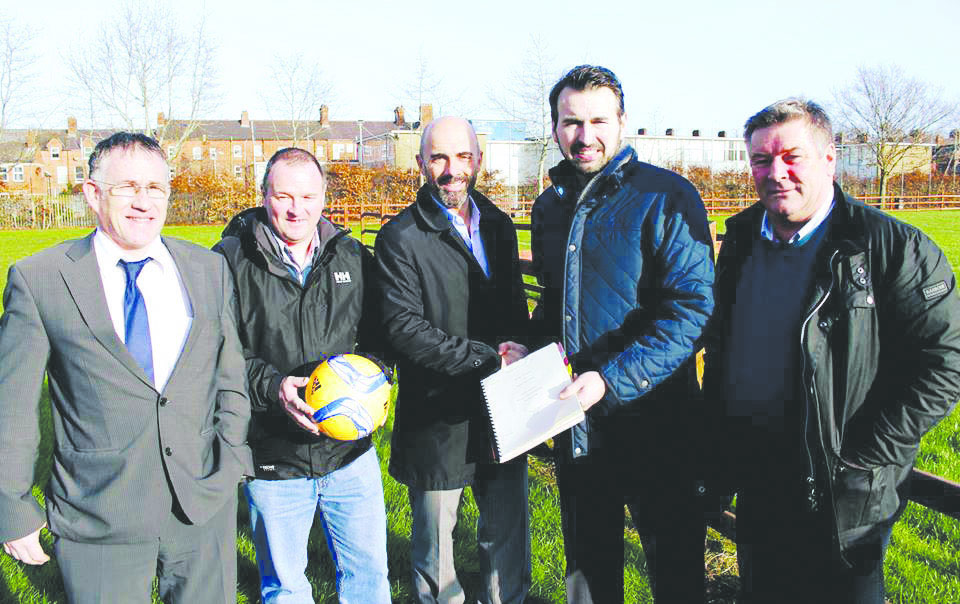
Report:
66,4,220,155
397,47,472,120
488,35,559,194
0,17,34,137
834,65,956,204
260,53,334,146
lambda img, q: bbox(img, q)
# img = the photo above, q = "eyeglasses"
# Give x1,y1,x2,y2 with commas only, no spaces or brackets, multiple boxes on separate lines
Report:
92,180,169,199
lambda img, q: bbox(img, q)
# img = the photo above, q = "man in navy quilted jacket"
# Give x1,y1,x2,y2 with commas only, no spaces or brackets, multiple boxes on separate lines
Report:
531,65,715,602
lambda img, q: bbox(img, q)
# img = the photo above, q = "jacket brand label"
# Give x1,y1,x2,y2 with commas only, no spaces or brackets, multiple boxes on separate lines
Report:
922,281,949,301
258,464,276,472
333,271,352,284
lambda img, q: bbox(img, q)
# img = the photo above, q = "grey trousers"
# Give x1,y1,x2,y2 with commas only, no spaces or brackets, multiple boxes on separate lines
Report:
408,459,531,604
54,491,238,604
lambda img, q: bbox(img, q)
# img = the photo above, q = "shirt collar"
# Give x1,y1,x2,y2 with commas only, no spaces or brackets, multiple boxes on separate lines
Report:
761,197,835,246
270,228,320,269
93,228,174,274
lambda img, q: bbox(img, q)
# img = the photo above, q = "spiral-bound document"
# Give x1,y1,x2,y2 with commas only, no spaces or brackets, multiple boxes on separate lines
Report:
480,342,585,463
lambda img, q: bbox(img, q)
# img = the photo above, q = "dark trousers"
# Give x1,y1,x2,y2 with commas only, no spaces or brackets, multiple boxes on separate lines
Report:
728,426,893,604
556,418,706,603
54,492,238,604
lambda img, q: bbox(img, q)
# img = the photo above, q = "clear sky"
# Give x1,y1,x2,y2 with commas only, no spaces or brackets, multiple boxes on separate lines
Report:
6,0,959,136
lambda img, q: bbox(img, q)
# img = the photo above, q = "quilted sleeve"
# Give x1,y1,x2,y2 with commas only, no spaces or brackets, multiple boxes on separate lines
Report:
596,188,715,412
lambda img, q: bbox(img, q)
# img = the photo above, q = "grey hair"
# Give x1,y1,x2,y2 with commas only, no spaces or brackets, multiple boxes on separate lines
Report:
88,132,166,179
744,98,833,150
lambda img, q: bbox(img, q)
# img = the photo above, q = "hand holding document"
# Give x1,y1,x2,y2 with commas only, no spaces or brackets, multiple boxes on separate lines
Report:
480,343,586,463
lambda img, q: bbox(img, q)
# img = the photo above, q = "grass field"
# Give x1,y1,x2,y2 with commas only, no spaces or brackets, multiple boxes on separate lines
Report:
0,210,958,603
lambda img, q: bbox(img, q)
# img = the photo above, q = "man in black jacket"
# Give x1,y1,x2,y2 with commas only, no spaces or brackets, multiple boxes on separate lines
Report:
703,99,960,603
214,148,390,603
375,116,530,604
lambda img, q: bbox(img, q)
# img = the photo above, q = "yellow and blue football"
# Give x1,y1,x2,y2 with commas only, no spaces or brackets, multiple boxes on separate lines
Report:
304,354,391,440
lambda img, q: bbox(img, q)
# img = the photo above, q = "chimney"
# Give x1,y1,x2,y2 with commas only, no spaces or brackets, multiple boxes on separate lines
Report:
692,129,700,137
717,130,726,138
394,106,406,127
67,116,78,137
637,128,646,135
665,128,674,136
319,105,330,128
240,110,250,128
157,112,166,127
419,104,433,128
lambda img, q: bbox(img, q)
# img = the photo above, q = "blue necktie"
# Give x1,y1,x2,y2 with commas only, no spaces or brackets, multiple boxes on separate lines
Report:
118,258,154,382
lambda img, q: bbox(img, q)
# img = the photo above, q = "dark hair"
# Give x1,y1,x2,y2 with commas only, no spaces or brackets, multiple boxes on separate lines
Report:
743,98,834,150
549,65,625,126
88,132,166,178
261,147,326,197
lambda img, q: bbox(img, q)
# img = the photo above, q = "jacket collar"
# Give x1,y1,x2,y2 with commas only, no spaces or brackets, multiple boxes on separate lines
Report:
724,182,869,265
547,145,636,202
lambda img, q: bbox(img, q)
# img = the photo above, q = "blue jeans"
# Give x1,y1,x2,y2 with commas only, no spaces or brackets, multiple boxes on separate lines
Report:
245,447,391,604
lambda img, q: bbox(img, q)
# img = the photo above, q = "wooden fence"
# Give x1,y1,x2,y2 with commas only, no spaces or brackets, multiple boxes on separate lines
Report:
358,210,960,535
3,192,959,231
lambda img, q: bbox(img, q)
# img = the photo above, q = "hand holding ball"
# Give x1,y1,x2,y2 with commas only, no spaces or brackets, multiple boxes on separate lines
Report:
304,354,391,440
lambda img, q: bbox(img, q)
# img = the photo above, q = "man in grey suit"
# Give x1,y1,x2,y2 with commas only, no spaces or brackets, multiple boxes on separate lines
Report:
0,132,253,603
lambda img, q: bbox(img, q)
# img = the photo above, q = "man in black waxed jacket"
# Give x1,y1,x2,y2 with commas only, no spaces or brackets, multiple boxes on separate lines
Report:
702,99,960,604
214,148,390,603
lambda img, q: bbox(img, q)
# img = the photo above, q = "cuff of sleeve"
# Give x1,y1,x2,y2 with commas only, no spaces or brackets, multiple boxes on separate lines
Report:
469,343,501,378
267,373,286,409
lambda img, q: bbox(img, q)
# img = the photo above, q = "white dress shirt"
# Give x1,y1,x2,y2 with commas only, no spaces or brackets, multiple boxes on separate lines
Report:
92,230,194,391
434,195,490,277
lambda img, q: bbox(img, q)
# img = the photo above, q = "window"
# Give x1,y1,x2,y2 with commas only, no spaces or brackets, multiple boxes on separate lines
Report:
254,144,263,158
192,146,202,160
50,147,61,159
75,166,84,181
234,165,243,179
0,166,7,181
57,166,68,185
333,144,343,160
12,165,24,182
167,145,176,158
317,145,325,159
210,148,218,160
233,144,242,158
83,146,92,158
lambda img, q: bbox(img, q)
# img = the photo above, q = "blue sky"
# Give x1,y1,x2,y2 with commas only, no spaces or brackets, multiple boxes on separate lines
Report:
7,0,959,135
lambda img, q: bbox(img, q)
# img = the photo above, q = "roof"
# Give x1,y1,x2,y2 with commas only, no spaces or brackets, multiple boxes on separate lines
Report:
161,118,412,142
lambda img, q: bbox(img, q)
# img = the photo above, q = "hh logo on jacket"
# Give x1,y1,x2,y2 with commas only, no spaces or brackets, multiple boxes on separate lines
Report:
334,271,352,284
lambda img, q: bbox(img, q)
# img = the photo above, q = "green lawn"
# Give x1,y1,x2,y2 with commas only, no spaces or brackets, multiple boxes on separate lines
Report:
1,211,959,602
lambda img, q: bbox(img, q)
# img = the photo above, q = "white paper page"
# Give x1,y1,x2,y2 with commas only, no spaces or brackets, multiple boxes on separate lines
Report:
481,343,585,462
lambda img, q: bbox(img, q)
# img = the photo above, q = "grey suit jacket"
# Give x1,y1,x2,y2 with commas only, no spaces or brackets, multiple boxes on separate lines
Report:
0,233,253,544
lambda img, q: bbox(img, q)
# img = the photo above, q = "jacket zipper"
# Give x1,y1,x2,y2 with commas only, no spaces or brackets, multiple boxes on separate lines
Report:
798,248,840,511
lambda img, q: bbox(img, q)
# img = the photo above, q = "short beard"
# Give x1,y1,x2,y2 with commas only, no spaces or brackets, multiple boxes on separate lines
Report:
429,173,476,210
436,187,469,209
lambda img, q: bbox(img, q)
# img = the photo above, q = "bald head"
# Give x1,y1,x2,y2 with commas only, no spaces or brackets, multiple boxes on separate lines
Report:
419,116,480,159
417,116,483,211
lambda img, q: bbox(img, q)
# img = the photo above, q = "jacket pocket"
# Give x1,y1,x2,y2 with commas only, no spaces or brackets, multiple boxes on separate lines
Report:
833,460,899,536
